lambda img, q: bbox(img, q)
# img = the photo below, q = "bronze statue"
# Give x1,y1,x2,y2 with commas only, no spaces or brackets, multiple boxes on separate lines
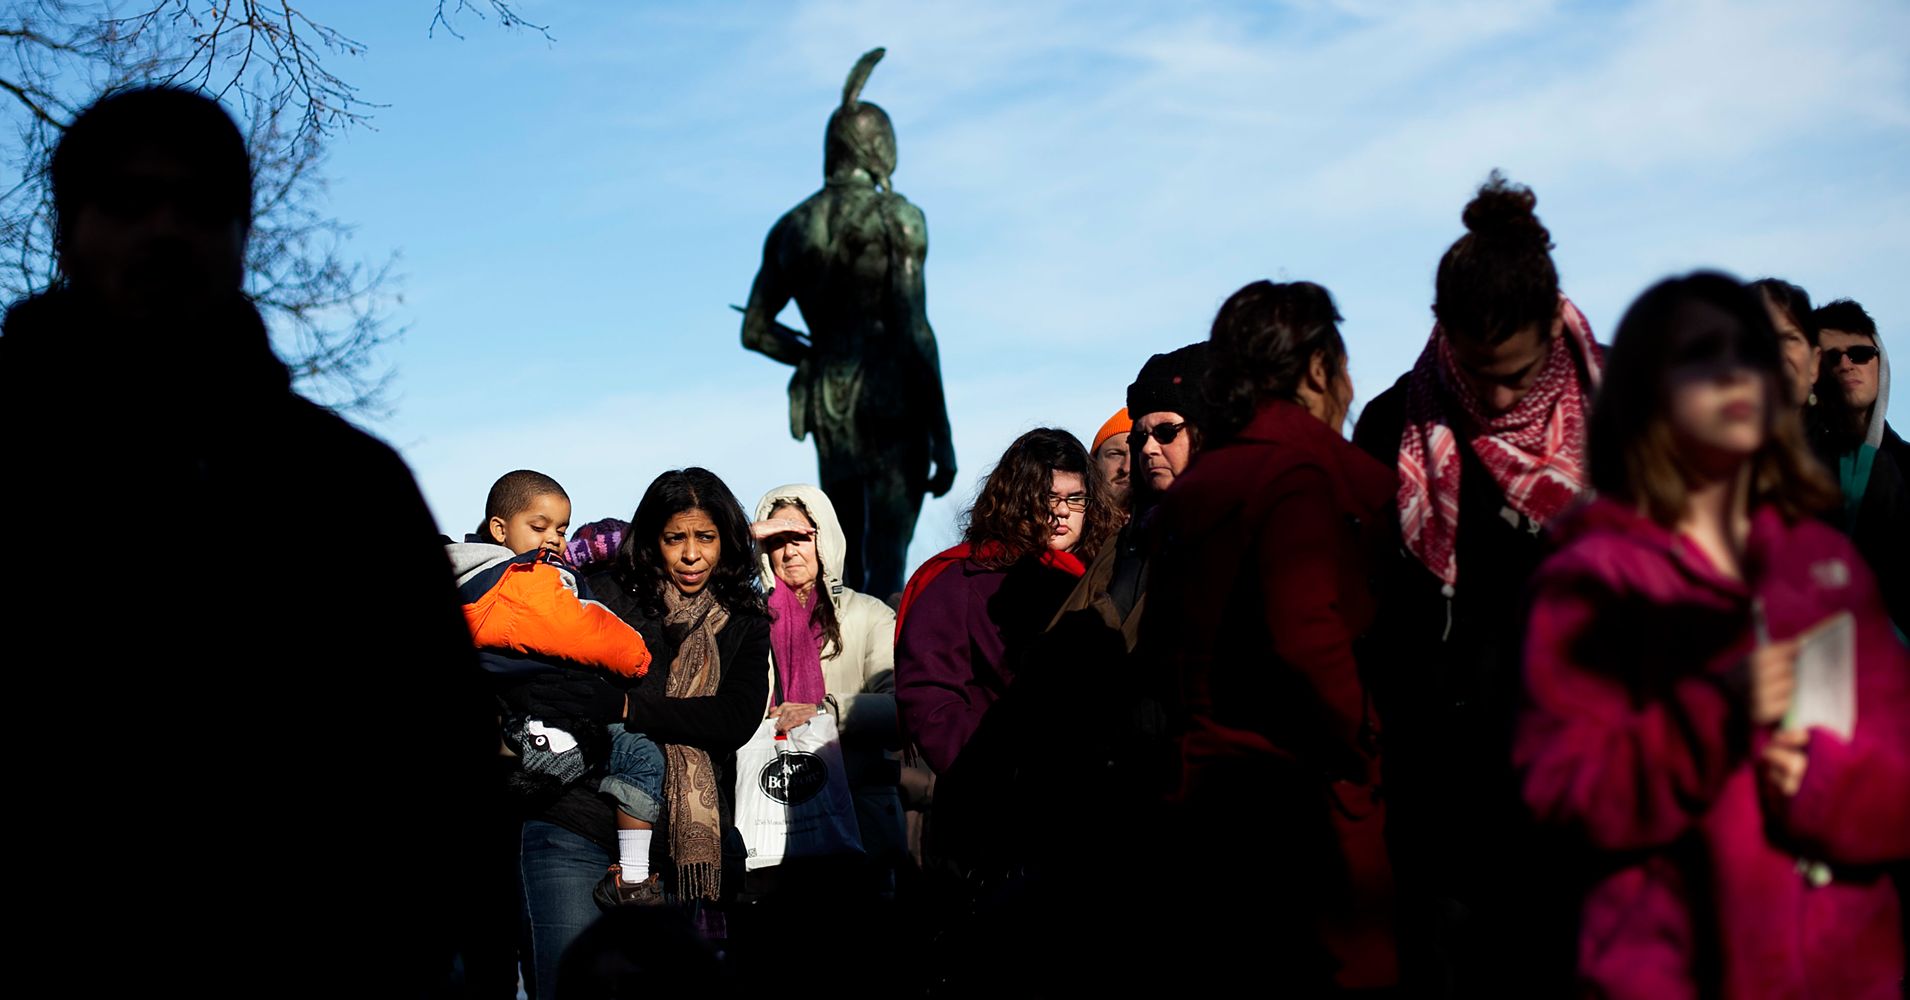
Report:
741,47,956,599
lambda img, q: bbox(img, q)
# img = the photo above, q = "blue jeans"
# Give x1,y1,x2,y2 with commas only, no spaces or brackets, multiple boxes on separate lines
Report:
519,820,610,1000
600,724,665,823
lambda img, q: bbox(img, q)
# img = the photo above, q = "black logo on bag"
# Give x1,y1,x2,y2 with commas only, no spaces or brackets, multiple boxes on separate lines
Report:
760,751,829,805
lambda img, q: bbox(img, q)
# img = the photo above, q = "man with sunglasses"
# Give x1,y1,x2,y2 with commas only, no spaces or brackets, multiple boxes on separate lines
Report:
1127,345,1212,499
1050,343,1215,647
1813,299,1908,633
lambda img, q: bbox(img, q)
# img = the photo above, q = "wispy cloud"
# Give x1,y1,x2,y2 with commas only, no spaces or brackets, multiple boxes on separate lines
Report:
338,0,1908,573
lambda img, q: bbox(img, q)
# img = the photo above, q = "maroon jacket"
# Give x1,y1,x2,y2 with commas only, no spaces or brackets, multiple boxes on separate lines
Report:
1517,497,1910,999
895,551,1084,774
1146,399,1400,989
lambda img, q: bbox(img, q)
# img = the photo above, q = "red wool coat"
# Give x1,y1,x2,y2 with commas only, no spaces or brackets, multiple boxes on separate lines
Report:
1144,399,1400,989
1517,497,1910,999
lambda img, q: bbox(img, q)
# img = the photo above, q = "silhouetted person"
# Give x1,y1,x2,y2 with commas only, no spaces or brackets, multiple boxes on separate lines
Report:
555,907,737,999
0,87,490,996
741,49,957,600
1143,281,1398,993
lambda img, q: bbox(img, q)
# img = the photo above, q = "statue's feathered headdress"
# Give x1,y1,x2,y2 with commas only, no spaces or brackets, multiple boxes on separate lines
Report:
826,48,896,190
841,48,885,110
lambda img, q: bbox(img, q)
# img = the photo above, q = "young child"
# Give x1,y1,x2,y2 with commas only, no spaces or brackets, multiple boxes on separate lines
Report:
448,470,670,905
1515,274,1910,997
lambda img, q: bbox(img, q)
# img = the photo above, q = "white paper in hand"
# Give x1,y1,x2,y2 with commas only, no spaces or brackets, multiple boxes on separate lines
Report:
1784,612,1855,739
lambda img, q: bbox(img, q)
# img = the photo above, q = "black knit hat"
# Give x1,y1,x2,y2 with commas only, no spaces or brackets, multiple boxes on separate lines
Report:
1126,342,1214,426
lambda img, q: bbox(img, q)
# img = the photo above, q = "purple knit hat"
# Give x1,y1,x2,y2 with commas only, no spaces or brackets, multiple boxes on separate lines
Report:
565,518,628,570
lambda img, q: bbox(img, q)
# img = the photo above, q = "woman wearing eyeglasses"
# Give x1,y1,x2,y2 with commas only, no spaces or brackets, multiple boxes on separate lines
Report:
895,428,1115,777
1141,280,1399,993
891,428,1117,989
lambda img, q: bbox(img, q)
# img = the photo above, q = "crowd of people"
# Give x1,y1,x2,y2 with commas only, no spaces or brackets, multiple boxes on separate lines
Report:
3,85,1906,999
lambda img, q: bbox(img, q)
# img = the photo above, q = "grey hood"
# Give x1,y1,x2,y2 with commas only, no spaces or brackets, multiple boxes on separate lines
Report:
754,483,849,605
1862,337,1891,451
446,540,516,585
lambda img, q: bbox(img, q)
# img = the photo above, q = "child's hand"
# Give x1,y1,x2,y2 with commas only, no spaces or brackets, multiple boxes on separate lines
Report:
1759,728,1810,797
751,517,817,543
769,702,821,733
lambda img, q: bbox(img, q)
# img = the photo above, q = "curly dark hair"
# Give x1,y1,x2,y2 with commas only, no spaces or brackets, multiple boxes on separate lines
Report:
961,427,1116,570
1205,280,1348,443
1434,171,1559,347
761,496,846,661
614,468,767,621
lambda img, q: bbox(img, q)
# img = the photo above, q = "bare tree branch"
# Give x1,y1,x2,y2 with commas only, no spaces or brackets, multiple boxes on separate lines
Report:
0,75,66,125
430,0,550,41
3,1,543,414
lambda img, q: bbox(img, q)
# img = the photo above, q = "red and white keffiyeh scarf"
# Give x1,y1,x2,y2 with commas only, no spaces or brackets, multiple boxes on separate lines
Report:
1397,296,1602,590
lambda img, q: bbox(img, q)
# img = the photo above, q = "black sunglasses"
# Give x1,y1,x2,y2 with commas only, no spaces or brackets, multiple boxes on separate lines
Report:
1134,422,1187,446
1824,346,1880,367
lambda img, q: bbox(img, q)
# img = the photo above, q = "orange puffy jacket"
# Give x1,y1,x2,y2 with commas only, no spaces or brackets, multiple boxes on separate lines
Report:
454,545,650,678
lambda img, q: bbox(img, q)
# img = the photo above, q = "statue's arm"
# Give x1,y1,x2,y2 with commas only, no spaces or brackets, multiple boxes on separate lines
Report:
891,202,956,496
741,219,805,366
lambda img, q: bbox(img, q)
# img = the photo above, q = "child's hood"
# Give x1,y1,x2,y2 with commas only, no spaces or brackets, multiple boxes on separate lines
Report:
446,540,517,586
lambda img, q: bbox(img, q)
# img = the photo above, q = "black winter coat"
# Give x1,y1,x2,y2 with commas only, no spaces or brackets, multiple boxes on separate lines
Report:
1352,376,1578,993
0,289,493,995
534,565,771,861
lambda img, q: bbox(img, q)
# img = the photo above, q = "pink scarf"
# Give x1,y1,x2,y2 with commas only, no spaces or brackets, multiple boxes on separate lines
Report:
768,583,827,705
1397,296,1602,589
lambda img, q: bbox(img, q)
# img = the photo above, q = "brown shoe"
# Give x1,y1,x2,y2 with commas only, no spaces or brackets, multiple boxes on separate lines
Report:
592,865,668,909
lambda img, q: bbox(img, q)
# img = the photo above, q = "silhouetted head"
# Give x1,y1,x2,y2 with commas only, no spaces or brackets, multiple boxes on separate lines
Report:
1590,271,1834,526
555,905,734,998
1207,280,1352,439
825,48,897,189
1434,172,1563,414
51,86,252,322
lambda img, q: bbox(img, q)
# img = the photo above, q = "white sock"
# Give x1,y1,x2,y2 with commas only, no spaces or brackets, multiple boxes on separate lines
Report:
617,828,653,882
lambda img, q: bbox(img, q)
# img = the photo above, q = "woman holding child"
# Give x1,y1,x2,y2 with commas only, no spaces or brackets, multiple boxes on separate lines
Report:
514,467,770,997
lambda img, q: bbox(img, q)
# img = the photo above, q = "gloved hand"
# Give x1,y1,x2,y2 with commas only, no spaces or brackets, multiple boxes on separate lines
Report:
502,671,626,727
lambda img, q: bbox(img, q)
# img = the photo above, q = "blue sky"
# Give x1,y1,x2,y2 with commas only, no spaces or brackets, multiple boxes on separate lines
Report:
302,0,1906,570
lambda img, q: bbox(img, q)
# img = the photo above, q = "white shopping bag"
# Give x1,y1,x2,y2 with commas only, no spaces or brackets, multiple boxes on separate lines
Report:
735,714,865,871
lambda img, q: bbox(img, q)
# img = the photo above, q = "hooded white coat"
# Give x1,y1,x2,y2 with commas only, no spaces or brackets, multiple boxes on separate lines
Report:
755,484,910,868
753,483,900,746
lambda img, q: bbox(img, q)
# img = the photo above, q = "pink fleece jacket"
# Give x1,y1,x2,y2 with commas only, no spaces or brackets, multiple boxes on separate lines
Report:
1516,497,1910,999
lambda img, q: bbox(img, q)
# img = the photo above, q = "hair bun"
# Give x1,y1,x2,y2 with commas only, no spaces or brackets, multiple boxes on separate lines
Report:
1462,170,1550,247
